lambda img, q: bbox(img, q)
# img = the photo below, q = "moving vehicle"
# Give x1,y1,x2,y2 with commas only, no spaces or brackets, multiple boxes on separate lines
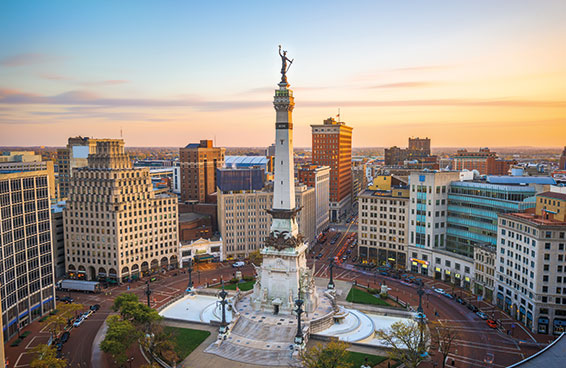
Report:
90,304,101,312
57,280,101,293
487,319,497,329
456,297,466,305
433,288,445,295
476,311,488,320
467,303,479,312
232,261,245,268
82,310,93,319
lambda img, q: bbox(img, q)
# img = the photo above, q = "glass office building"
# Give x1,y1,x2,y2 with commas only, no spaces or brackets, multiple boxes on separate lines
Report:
446,181,536,258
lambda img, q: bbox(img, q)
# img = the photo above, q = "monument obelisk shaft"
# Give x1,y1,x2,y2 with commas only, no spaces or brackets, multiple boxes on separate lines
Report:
270,46,298,237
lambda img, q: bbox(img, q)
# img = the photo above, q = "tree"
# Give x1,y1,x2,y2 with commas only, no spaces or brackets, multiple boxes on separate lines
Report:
146,324,179,364
375,320,430,368
46,303,84,337
430,321,459,368
100,315,140,366
112,293,139,312
300,339,353,368
249,249,263,266
30,344,67,368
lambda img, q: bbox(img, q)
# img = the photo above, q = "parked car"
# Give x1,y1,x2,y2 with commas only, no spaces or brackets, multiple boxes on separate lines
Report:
467,303,479,312
83,310,93,319
90,304,100,312
60,331,70,343
56,342,63,352
232,261,245,268
60,296,74,303
476,311,488,320
443,293,454,299
73,317,84,327
433,288,445,295
456,297,466,305
487,319,498,329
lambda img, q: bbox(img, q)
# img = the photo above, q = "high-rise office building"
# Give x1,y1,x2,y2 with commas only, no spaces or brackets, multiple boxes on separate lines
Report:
495,192,566,335
64,139,179,283
384,137,434,167
297,165,330,234
179,140,225,203
0,169,55,340
407,171,460,276
0,159,56,200
57,137,99,199
217,184,316,259
311,117,353,222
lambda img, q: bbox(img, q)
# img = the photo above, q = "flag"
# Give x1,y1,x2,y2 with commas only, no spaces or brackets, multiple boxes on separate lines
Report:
236,285,240,292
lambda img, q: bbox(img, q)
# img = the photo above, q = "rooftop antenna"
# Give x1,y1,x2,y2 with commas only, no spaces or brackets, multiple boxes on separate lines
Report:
120,127,123,138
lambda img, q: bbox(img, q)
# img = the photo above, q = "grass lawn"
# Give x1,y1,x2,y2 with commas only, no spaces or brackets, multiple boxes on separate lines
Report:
164,326,211,362
346,286,390,306
215,280,255,291
346,351,387,366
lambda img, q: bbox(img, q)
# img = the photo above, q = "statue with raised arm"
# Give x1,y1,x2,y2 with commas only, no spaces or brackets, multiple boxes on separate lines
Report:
278,45,294,83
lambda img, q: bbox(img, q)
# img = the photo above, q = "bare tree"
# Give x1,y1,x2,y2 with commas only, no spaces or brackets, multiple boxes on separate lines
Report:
375,320,430,368
430,321,459,368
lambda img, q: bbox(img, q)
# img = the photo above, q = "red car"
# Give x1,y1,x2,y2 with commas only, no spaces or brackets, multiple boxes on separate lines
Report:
487,319,497,329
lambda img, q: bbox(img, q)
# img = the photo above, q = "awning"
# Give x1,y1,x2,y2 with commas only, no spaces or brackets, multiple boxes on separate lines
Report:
553,319,566,327
538,317,549,324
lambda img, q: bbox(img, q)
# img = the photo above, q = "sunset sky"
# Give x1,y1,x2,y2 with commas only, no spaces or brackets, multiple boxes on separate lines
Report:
1,0,565,148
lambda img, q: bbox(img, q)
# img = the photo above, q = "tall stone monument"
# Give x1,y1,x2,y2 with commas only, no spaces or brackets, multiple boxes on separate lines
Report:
251,46,318,315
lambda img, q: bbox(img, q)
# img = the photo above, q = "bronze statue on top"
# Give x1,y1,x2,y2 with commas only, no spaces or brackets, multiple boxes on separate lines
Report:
279,45,294,84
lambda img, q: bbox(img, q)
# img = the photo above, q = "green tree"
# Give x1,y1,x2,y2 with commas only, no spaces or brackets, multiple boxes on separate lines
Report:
375,320,430,368
30,344,67,368
100,315,140,366
430,321,459,368
146,324,179,364
46,303,84,337
112,293,139,312
249,250,263,266
300,339,353,368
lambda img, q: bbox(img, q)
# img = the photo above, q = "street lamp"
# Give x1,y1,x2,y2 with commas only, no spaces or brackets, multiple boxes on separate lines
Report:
328,258,335,290
294,298,304,346
187,258,194,292
145,280,152,307
417,280,424,314
218,281,229,336
126,357,134,368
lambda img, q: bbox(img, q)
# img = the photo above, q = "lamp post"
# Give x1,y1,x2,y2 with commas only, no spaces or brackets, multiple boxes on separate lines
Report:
126,357,134,368
328,258,335,290
294,298,304,346
218,281,229,336
145,281,152,307
416,281,426,354
417,281,424,314
187,258,194,292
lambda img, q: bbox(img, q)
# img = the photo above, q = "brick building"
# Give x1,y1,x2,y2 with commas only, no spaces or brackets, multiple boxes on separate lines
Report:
452,148,514,175
311,117,353,222
179,140,225,203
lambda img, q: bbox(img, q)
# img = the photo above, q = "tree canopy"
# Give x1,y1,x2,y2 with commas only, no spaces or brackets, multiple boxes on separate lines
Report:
375,320,430,368
30,344,67,368
100,315,140,366
300,339,353,368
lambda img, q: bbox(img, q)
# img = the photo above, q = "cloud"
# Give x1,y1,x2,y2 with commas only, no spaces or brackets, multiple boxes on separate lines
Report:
367,81,439,89
39,73,71,81
81,80,129,86
0,53,52,67
0,88,564,110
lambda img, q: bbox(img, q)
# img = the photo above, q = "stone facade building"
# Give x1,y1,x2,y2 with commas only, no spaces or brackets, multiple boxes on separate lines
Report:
217,184,315,259
63,139,179,283
474,244,496,302
57,137,99,199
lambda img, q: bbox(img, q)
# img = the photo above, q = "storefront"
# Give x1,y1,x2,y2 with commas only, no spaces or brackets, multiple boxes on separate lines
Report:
434,267,442,280
526,312,533,329
496,292,504,308
463,276,471,290
410,258,429,276
553,319,566,335
504,297,512,314
538,317,549,334
444,270,451,283
519,306,526,324
454,273,461,287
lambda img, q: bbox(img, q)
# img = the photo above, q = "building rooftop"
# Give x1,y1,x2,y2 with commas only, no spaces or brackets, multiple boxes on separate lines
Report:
538,191,566,201
179,212,209,223
503,209,566,226
225,156,269,166
486,176,556,185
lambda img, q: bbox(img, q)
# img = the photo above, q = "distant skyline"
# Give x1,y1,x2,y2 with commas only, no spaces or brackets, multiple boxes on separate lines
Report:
1,0,565,147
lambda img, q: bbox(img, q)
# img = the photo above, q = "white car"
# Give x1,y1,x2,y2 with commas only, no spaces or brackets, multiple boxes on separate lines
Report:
232,261,245,268
73,317,84,327
433,288,445,295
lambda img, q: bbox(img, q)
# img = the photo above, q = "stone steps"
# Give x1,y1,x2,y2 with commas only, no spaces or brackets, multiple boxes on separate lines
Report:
205,340,297,367
231,316,297,343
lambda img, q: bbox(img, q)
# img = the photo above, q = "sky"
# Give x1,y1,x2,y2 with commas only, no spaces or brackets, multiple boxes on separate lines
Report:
1,0,565,148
